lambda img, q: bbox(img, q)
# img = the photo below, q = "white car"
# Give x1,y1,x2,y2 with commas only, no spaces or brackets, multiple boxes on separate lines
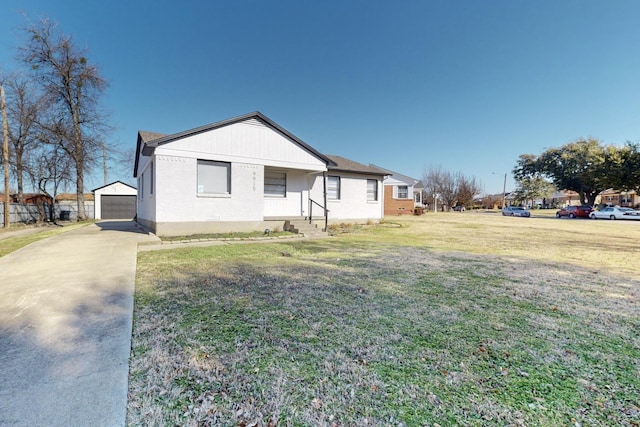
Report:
589,207,640,220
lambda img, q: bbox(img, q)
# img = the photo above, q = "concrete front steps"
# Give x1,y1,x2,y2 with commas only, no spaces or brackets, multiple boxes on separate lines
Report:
283,219,328,238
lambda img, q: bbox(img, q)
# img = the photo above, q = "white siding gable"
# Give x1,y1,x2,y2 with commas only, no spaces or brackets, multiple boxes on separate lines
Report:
384,175,415,186
154,118,326,171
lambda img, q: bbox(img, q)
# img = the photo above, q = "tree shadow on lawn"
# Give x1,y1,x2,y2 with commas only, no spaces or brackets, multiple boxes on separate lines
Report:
129,244,640,426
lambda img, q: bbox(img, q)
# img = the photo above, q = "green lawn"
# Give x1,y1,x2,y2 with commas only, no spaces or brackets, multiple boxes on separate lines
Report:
128,213,640,426
0,222,91,258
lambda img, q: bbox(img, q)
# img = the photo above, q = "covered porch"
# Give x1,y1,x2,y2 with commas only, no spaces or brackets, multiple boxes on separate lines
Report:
262,168,327,217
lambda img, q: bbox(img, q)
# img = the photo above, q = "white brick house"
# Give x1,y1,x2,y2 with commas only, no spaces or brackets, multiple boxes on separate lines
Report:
133,112,386,236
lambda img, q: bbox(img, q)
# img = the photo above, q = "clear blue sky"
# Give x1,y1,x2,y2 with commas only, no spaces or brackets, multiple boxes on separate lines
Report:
2,0,639,193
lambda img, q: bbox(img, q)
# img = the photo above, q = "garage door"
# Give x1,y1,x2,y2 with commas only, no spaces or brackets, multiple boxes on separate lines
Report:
101,195,137,219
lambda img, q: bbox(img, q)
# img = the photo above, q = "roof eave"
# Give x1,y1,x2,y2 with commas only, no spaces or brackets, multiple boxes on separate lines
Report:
328,167,388,177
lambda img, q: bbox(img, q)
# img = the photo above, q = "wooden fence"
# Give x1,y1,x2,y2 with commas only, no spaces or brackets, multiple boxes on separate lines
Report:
0,202,95,226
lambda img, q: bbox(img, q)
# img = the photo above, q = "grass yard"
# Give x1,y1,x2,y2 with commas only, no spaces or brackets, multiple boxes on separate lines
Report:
0,222,91,258
128,213,640,426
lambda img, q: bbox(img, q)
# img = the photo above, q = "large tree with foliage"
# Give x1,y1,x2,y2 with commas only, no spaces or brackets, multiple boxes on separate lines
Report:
512,175,555,207
612,142,640,193
19,19,108,220
514,139,614,206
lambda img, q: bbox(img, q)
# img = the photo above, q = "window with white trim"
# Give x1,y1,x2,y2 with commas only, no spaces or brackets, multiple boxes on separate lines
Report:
397,185,409,199
264,171,286,197
327,176,340,200
150,162,154,195
367,179,378,201
197,160,231,194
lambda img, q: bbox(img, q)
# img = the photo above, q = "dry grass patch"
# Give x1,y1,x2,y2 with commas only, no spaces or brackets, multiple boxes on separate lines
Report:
128,214,640,426
0,222,91,257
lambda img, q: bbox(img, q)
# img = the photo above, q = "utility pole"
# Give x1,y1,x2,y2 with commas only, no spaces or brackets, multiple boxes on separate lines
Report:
102,142,107,185
493,171,508,209
502,173,507,208
1,86,9,229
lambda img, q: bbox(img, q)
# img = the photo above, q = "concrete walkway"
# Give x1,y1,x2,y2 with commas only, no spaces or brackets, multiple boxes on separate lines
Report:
0,221,159,427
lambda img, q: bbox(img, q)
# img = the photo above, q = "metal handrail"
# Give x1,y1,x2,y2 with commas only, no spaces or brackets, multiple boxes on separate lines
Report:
309,198,328,231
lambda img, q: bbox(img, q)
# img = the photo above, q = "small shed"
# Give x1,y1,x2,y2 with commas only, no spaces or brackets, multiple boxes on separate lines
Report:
93,181,137,220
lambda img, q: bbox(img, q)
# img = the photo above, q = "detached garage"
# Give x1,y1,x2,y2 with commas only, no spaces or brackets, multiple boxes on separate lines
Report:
93,181,137,220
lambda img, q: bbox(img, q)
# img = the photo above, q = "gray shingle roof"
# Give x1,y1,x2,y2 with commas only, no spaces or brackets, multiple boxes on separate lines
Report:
138,131,168,143
326,155,388,176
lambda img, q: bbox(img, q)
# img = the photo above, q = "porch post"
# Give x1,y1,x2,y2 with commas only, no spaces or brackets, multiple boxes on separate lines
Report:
323,171,328,231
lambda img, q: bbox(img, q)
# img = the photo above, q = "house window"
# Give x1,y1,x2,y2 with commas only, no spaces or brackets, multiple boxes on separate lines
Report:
367,179,378,201
264,171,286,197
197,160,231,194
397,185,408,199
327,176,341,200
141,173,144,199
150,162,154,195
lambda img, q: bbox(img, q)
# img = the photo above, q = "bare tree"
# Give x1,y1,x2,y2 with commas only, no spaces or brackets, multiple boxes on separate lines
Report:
19,18,108,220
423,166,481,211
455,173,481,207
34,143,72,222
3,74,45,202
1,85,9,228
423,165,453,211
102,145,136,186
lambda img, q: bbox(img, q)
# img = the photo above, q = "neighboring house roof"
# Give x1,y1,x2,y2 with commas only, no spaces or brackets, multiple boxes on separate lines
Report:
326,155,388,176
55,193,95,202
133,111,335,178
4,193,53,203
371,164,421,187
91,180,137,193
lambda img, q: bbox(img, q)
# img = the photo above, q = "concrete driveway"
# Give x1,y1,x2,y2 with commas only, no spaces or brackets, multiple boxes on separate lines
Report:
0,221,159,427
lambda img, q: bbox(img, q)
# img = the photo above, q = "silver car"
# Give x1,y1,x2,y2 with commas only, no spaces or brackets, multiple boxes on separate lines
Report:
502,206,531,217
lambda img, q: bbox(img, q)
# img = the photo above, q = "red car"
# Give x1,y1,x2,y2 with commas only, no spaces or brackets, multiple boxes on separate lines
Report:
555,205,593,218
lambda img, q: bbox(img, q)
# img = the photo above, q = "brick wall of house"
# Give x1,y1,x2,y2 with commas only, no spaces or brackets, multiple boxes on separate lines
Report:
383,186,414,215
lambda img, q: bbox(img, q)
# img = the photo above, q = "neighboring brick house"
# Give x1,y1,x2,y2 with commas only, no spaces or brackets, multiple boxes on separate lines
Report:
521,190,583,209
371,166,423,215
0,193,53,204
597,189,640,208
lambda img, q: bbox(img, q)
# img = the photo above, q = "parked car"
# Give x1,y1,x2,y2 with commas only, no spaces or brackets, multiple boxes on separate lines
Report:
555,205,593,218
589,206,640,220
502,206,531,217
